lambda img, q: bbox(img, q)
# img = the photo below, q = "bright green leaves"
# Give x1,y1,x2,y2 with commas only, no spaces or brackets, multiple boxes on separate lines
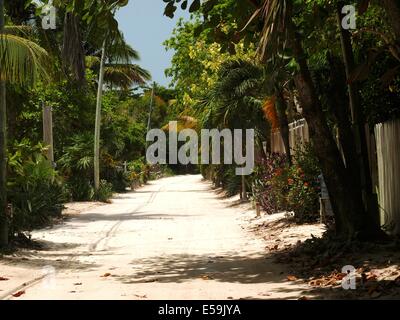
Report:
0,34,50,86
55,0,127,45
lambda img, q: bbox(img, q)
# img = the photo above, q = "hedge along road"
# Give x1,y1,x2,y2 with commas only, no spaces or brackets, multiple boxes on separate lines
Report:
0,175,310,300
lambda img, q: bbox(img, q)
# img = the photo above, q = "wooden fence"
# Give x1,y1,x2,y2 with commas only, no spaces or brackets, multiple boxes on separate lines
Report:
271,117,400,235
375,119,400,235
271,118,310,154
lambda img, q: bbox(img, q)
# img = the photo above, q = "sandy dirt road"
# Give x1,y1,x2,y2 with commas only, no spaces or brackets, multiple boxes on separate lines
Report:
0,175,312,300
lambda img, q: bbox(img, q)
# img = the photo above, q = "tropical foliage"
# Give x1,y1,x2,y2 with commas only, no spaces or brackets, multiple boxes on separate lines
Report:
163,0,400,239
1,0,400,248
0,0,175,246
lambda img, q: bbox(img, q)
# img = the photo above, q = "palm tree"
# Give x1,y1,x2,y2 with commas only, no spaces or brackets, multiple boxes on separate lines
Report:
198,59,270,200
86,53,151,91
50,0,142,192
0,0,50,247
104,64,150,90
93,32,151,192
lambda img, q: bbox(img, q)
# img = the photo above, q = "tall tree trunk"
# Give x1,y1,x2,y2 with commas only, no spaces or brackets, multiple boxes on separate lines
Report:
0,0,8,247
286,1,380,239
94,40,106,191
326,54,360,177
276,91,292,165
336,3,380,229
326,54,370,229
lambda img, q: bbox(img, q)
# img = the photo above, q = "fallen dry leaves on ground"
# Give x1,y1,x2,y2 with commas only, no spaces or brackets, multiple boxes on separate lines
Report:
12,290,25,298
309,271,347,287
287,275,298,281
247,212,400,299
101,273,111,278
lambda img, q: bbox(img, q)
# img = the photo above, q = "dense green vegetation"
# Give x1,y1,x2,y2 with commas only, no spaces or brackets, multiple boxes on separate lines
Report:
0,0,177,245
0,0,400,248
162,0,400,240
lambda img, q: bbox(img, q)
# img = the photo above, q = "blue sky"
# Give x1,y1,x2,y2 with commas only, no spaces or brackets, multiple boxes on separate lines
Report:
116,1,191,87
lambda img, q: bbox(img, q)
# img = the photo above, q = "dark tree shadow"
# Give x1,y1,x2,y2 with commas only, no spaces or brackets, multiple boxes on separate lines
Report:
116,252,291,285
68,212,198,222
269,235,400,299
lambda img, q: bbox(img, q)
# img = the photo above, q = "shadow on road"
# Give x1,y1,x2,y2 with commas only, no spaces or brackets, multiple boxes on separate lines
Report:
117,252,287,285
68,212,199,222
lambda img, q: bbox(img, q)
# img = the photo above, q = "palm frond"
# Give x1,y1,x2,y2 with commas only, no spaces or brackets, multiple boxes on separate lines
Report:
107,31,140,63
197,58,271,133
246,0,289,61
104,63,151,89
0,34,50,85
4,25,33,36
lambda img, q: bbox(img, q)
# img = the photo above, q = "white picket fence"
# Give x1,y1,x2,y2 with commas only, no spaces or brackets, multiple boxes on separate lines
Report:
375,119,400,235
271,117,400,235
270,118,310,154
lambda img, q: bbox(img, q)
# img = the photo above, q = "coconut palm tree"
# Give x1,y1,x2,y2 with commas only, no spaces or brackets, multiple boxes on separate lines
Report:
197,59,271,200
104,64,150,90
92,31,151,192
47,0,143,192
86,51,151,91
0,0,50,247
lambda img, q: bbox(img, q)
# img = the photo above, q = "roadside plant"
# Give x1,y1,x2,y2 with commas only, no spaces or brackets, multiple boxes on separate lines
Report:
286,144,321,222
252,153,289,214
7,140,65,234
93,180,113,203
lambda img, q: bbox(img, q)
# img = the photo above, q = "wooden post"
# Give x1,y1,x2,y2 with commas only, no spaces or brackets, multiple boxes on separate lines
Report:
241,175,247,201
256,202,261,218
123,161,128,173
43,105,54,163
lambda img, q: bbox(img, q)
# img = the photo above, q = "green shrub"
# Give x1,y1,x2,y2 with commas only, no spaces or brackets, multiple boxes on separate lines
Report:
286,145,320,222
65,177,94,201
161,166,175,177
251,153,289,214
223,167,241,197
58,133,95,201
105,169,130,193
8,140,66,233
94,180,114,202
251,145,320,222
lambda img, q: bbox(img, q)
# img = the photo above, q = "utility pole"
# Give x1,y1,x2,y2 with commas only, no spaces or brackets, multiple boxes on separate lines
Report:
43,105,54,164
94,38,107,191
147,82,155,134
145,82,155,152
